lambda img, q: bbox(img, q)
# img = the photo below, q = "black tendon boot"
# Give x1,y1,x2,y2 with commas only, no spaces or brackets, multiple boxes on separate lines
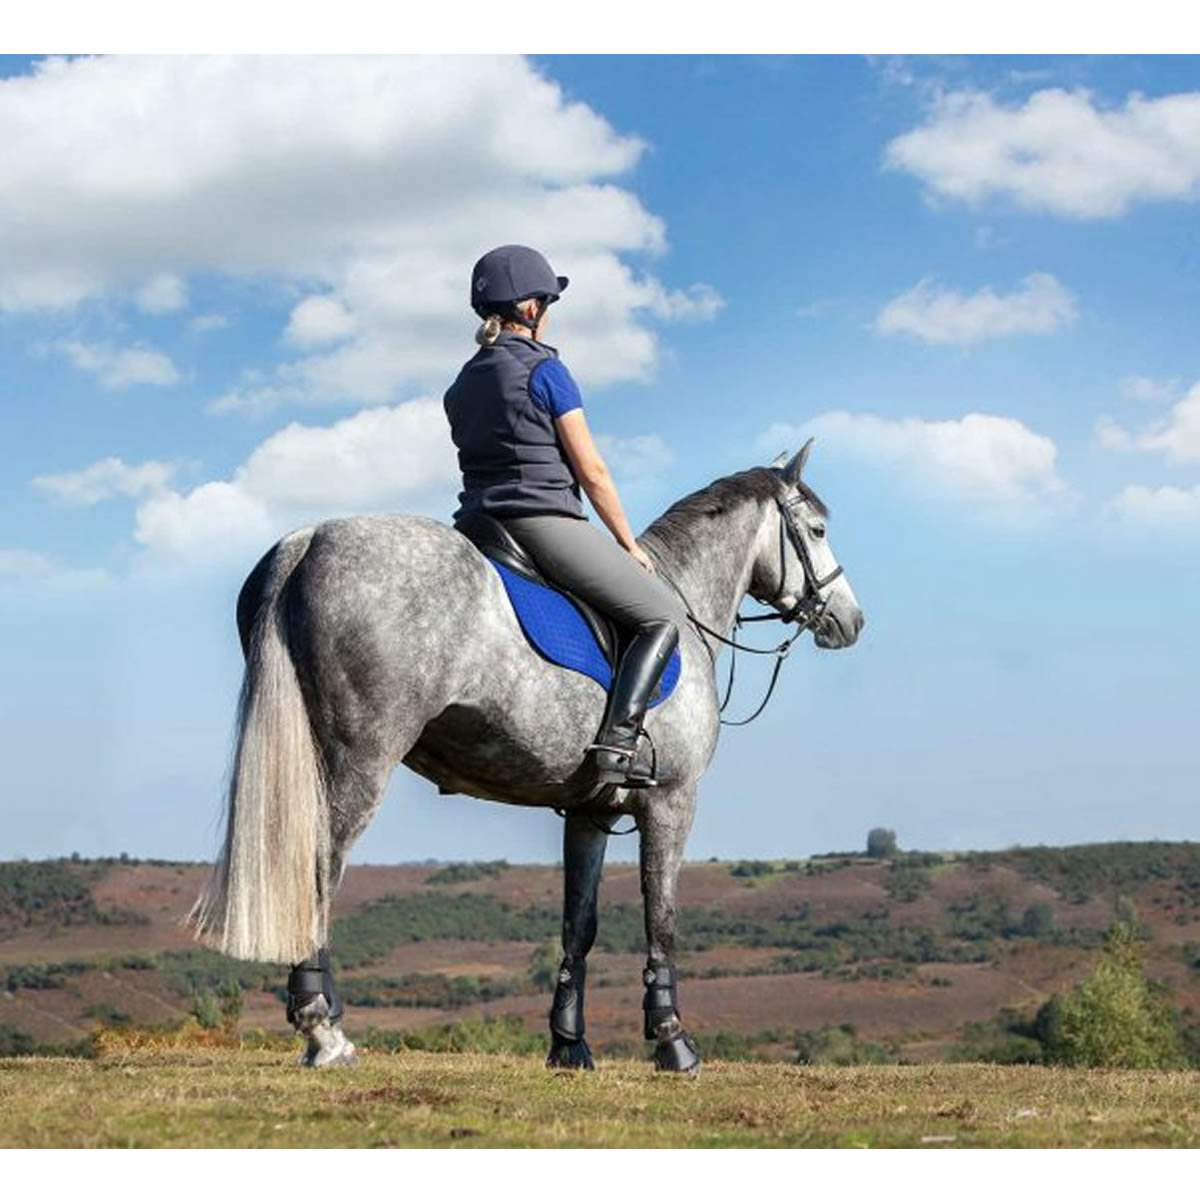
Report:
586,620,679,788
286,948,343,1027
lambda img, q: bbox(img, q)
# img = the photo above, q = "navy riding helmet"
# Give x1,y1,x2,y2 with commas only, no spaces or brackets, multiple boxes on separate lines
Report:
471,245,569,316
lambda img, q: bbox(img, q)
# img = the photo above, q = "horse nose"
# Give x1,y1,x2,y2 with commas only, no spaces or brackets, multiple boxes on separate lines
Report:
853,609,865,637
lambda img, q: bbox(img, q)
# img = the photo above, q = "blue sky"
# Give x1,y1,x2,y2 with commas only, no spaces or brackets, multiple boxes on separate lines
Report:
2,52,1199,867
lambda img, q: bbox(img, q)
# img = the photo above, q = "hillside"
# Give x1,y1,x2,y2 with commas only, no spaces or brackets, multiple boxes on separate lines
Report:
3,843,1199,1064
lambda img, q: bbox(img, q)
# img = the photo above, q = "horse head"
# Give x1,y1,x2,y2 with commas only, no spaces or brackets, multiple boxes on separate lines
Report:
757,439,864,650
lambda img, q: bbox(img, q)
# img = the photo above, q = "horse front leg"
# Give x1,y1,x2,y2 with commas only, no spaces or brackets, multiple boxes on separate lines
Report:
546,809,619,1069
637,788,701,1074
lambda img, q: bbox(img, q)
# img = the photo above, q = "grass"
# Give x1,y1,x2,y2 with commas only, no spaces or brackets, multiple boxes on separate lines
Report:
2,1035,1198,1148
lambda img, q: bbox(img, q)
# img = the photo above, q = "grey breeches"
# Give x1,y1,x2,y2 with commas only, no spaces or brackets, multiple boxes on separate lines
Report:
500,515,685,633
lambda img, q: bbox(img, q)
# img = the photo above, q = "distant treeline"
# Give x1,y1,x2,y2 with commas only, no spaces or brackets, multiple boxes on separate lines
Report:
0,861,148,933
970,842,1200,907
326,890,1111,974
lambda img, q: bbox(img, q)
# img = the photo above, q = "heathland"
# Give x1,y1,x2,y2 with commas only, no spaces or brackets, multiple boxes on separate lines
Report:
3,840,1199,1069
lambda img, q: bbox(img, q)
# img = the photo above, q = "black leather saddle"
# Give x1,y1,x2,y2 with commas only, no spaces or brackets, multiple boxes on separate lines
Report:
454,512,621,669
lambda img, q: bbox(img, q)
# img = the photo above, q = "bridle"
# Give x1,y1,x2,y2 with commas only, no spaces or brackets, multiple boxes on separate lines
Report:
770,494,844,627
659,493,843,727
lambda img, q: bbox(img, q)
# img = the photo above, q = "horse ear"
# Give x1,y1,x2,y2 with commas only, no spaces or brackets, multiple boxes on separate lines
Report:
768,450,790,470
782,438,814,484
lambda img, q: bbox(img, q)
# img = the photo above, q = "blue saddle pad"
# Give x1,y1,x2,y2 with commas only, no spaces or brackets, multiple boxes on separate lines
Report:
491,561,681,707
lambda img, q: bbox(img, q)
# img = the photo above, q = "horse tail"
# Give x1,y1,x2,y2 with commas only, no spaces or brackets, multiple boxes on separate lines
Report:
187,527,329,964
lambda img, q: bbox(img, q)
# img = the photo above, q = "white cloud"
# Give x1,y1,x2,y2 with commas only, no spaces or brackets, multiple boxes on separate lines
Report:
594,433,674,484
33,457,175,506
55,339,180,388
0,548,109,588
973,225,1009,250
1098,381,1200,465
763,411,1069,514
0,56,719,402
1121,375,1177,404
208,376,305,417
134,398,460,560
1094,417,1134,453
875,273,1077,345
1108,483,1200,528
885,87,1200,219
644,281,725,323
190,313,229,333
284,295,356,346
0,549,59,578
135,273,187,313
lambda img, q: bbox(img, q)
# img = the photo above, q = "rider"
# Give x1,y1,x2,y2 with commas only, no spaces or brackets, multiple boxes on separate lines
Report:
444,244,681,789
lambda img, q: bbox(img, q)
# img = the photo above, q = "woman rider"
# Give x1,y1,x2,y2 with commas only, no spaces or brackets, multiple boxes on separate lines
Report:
443,244,683,789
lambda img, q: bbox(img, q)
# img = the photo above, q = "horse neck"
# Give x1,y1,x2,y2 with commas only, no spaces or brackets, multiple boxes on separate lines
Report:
643,496,771,644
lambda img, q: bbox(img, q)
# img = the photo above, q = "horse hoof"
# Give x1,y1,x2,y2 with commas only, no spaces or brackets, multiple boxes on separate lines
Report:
299,1024,357,1068
653,1030,700,1075
546,1036,594,1070
300,1041,357,1069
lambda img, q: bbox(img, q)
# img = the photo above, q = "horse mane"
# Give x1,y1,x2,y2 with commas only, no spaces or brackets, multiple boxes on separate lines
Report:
642,466,829,558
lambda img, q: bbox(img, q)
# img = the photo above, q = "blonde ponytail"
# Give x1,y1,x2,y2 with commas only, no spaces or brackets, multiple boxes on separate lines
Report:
475,313,504,346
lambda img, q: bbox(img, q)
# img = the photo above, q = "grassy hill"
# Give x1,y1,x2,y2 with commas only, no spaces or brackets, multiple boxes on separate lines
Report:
3,843,1199,1066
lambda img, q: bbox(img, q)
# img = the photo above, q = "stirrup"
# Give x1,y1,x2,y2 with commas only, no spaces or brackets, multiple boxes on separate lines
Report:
585,735,658,788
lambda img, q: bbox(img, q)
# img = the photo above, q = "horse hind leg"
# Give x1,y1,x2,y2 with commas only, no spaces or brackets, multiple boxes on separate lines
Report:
287,748,393,1068
287,948,355,1068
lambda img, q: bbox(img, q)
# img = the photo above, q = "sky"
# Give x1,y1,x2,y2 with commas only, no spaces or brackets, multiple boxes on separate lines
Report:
2,43,1199,868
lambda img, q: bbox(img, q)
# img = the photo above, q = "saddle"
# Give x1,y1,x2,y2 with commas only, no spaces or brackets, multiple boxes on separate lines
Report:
454,512,621,671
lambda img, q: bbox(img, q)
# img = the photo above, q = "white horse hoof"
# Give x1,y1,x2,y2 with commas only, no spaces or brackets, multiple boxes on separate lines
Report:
301,1041,357,1069
299,1022,357,1068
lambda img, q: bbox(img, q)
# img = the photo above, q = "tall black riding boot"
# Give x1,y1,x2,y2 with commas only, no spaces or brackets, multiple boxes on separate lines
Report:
586,620,678,788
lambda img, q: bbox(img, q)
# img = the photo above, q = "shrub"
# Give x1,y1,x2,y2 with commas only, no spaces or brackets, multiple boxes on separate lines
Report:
963,1034,1045,1065
701,1029,771,1062
527,939,562,991
730,860,775,878
795,1024,893,1065
1016,903,1057,939
425,860,510,886
1036,922,1183,1068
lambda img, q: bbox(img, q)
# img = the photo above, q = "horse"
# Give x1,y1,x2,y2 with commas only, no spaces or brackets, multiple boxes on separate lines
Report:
188,439,864,1073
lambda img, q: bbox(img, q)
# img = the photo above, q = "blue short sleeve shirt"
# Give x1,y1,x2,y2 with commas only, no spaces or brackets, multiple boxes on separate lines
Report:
528,357,584,420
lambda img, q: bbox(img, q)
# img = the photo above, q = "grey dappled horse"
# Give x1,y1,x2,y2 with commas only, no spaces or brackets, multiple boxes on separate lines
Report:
189,442,863,1073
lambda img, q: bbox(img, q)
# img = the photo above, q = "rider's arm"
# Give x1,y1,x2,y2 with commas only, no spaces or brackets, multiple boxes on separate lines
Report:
529,359,654,571
555,409,644,557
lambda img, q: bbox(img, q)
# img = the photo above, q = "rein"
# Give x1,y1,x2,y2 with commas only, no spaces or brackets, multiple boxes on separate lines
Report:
657,496,840,727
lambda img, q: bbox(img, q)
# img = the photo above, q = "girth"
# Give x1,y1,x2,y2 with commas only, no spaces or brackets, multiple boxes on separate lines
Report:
454,512,620,669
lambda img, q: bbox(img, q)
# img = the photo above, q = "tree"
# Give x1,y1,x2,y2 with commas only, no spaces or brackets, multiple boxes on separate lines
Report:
866,828,898,859
1018,903,1056,939
1036,922,1182,1068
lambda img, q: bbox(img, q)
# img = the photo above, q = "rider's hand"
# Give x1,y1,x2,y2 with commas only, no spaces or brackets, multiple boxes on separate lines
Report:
628,543,656,574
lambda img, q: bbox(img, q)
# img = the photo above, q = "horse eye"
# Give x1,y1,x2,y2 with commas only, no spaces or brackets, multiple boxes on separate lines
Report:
809,525,826,540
